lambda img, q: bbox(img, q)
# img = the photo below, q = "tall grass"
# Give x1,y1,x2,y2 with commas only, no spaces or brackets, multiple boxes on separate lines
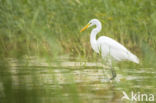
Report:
0,1,156,103
0,0,156,63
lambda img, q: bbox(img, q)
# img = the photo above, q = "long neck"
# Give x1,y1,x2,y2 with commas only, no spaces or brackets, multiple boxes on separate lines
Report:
90,23,102,53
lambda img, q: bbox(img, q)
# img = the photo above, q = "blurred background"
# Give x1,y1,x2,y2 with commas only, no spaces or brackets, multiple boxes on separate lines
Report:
0,0,156,103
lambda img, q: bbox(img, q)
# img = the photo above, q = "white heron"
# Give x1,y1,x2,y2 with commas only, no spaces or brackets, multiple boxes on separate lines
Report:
80,19,139,80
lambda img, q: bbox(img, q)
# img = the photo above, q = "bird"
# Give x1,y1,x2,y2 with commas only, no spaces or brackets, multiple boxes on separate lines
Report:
80,19,139,80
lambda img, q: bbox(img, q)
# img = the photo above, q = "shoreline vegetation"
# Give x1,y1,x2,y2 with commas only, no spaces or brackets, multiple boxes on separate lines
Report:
0,1,156,103
0,1,156,61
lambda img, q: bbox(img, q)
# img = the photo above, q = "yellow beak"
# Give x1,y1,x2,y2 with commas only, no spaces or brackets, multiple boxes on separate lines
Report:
80,24,90,32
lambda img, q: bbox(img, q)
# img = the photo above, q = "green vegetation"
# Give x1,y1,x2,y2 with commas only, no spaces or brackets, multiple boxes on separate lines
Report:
0,0,156,60
0,0,156,103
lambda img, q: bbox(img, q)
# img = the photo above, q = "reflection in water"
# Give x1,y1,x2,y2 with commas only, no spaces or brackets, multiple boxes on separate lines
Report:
0,58,156,103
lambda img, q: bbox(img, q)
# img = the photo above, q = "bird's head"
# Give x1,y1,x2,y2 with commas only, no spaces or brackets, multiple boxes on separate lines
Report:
80,19,101,32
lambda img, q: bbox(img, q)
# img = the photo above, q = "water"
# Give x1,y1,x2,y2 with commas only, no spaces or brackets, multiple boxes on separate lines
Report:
0,58,156,103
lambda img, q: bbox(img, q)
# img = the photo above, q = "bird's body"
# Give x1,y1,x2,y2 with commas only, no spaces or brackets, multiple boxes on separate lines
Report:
80,19,139,80
92,36,139,63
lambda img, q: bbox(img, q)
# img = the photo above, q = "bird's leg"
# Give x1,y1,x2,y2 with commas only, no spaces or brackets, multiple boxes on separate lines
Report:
108,59,116,80
110,65,116,80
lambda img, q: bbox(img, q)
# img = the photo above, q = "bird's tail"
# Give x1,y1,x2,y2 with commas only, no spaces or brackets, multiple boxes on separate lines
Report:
129,53,139,64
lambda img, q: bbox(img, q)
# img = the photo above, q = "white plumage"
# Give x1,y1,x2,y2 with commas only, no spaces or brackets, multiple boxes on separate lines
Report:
81,19,139,64
96,36,139,63
80,19,139,80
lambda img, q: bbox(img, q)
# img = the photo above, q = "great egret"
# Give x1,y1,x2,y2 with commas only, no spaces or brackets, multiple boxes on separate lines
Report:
80,19,139,80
